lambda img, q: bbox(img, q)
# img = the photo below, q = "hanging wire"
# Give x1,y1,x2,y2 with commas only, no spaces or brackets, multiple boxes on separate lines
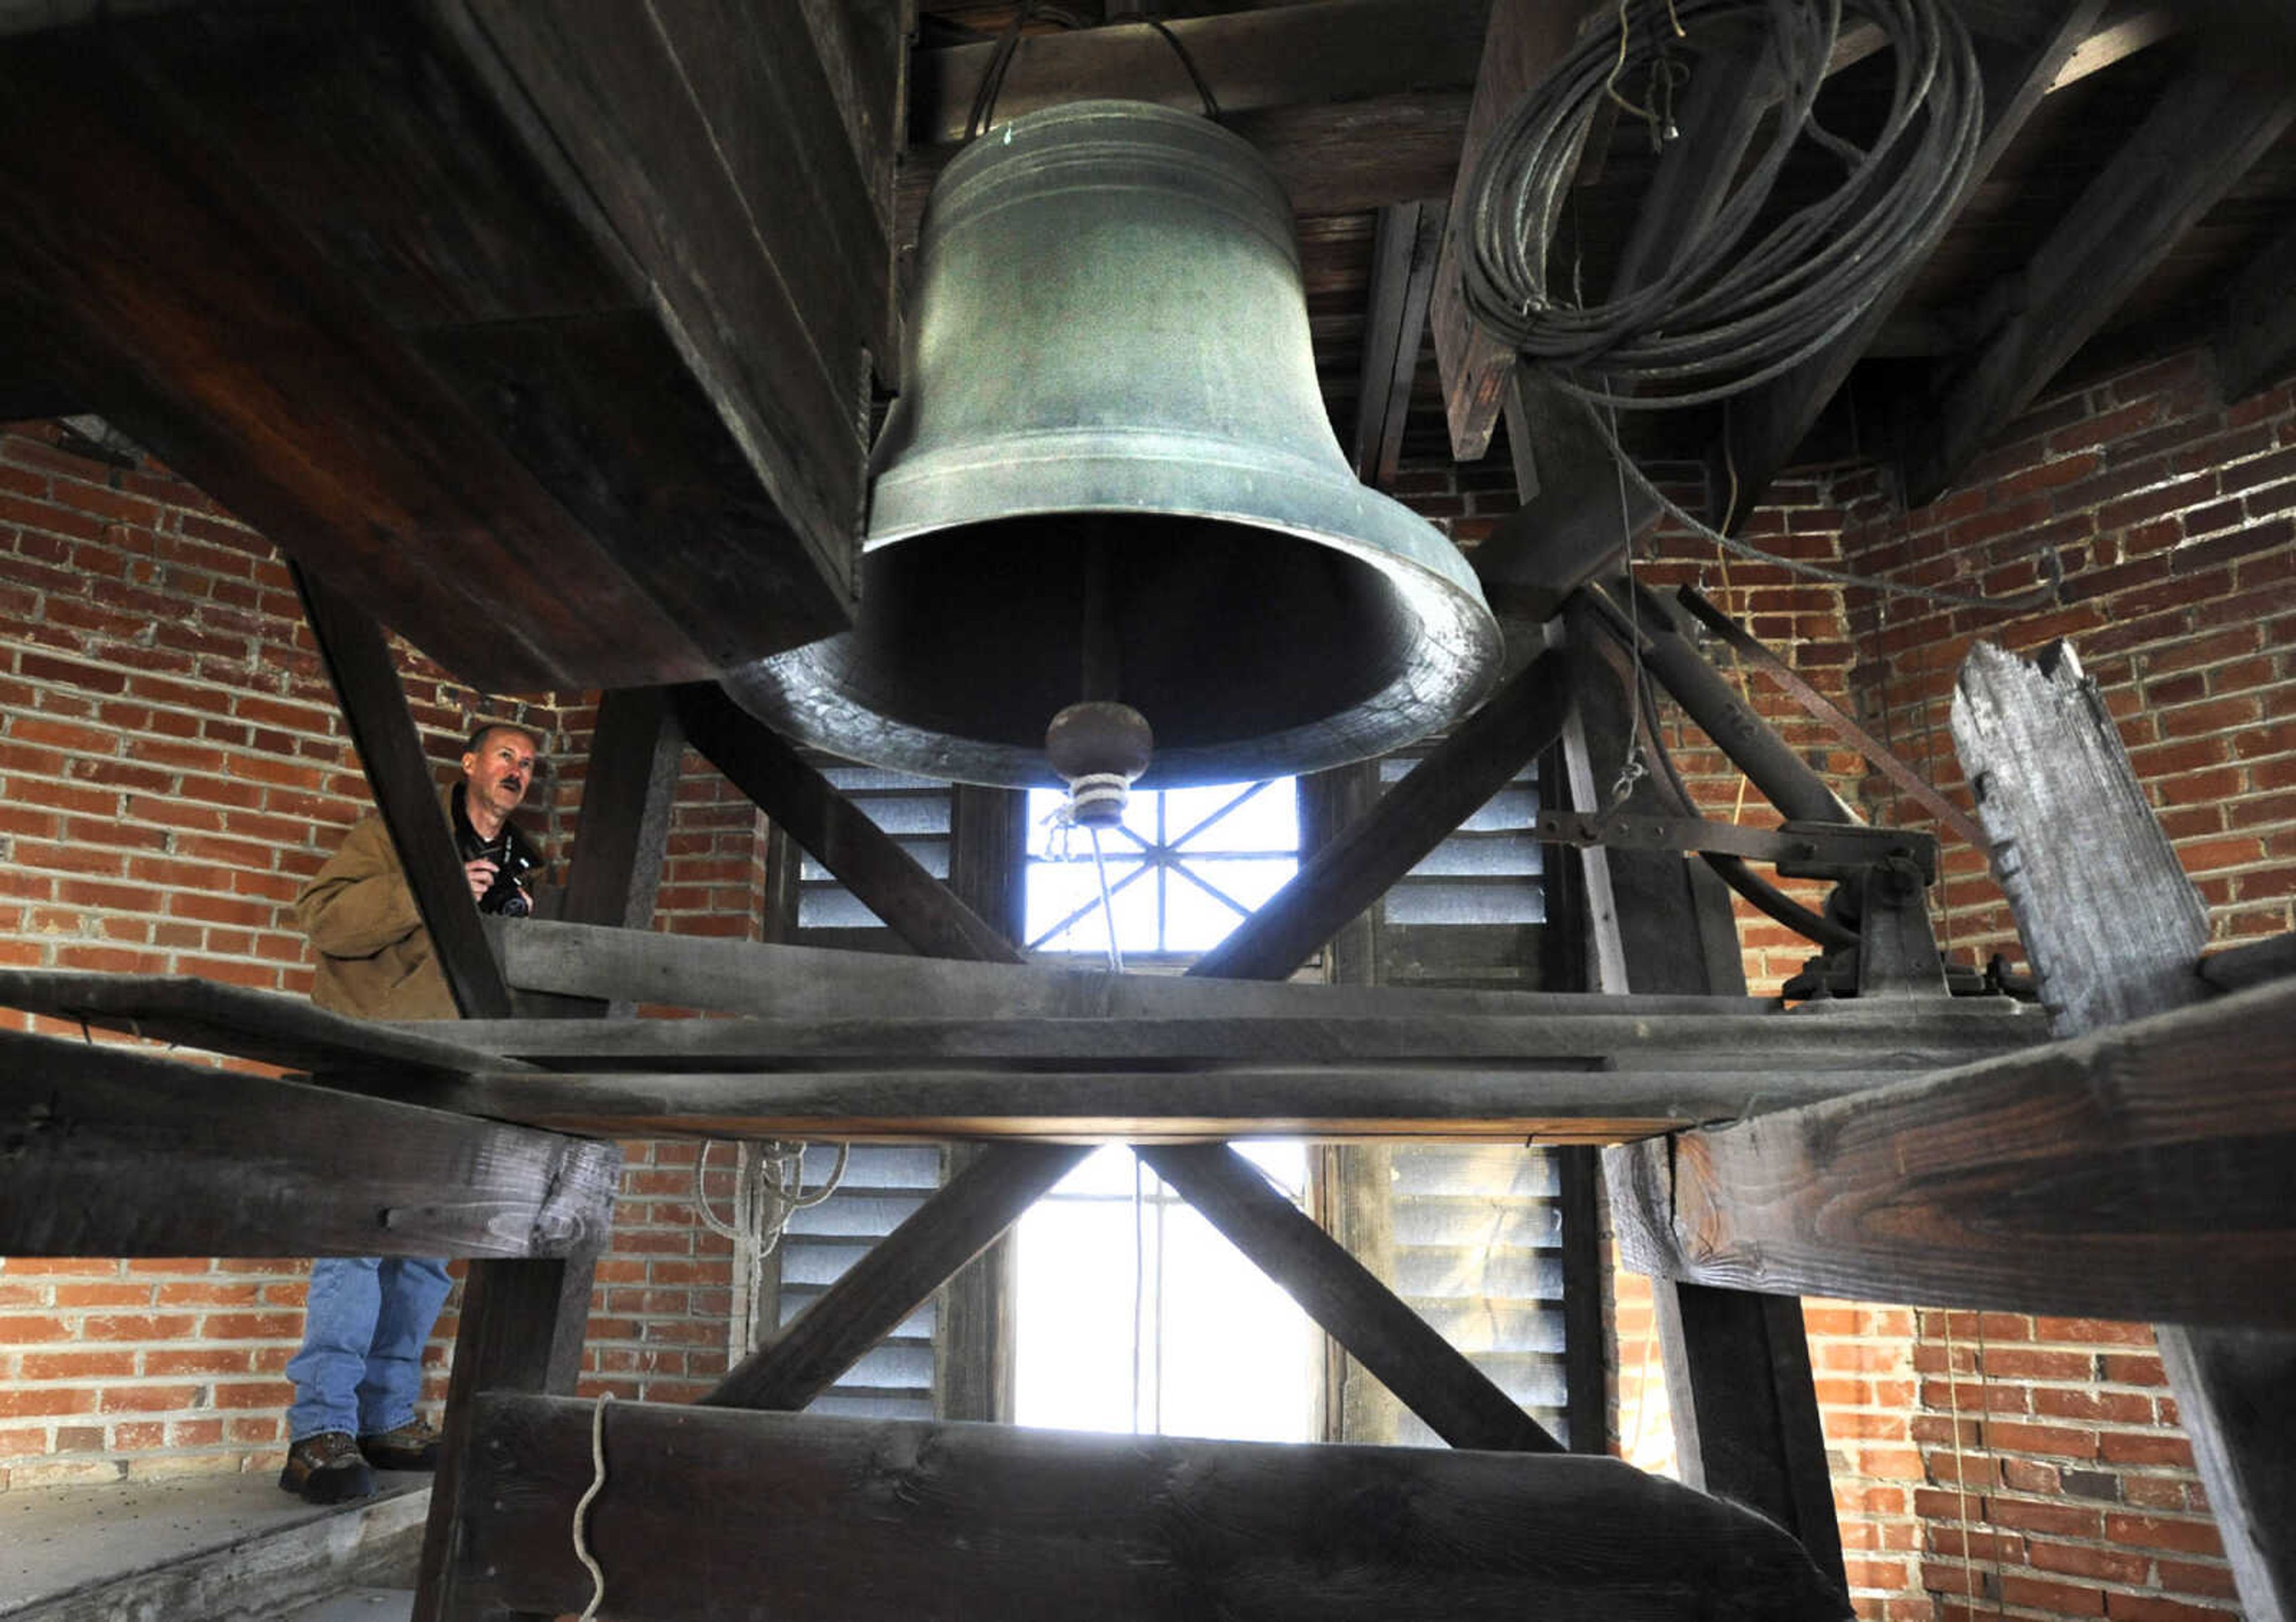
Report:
1088,825,1125,974
968,4,1218,139
1461,0,1984,411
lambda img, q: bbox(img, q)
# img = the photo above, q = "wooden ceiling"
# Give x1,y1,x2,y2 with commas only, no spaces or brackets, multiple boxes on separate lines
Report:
2,0,2290,688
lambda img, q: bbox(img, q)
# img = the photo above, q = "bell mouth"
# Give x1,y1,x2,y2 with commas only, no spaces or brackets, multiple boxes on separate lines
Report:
724,511,1498,789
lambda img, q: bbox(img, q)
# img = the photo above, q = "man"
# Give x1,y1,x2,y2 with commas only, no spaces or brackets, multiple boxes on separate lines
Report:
279,721,546,1504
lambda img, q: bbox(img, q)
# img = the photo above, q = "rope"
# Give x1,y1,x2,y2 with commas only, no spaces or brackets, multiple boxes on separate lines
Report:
695,1139,852,1353
573,1392,612,1621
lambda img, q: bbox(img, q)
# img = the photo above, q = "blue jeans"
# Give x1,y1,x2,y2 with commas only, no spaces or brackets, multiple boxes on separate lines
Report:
285,1257,454,1442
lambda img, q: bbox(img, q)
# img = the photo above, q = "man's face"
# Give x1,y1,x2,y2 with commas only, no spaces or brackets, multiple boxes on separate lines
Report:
462,727,541,820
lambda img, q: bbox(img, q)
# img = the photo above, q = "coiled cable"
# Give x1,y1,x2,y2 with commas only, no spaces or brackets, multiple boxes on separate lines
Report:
1461,0,1983,410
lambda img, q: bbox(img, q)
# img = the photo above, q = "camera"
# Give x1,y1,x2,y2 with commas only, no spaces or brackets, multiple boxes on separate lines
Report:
479,844,538,917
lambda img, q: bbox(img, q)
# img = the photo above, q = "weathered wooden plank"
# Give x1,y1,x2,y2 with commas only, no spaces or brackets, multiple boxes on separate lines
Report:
1351,200,1446,487
1953,641,2208,1030
910,0,1488,144
1905,57,2294,504
0,1028,616,1260
490,914,1771,1023
1190,648,1573,980
1610,973,2296,1325
1951,637,2294,1620
1140,1144,1564,1451
350,1063,1894,1146
1428,0,1597,460
672,683,1024,966
410,1005,2038,1073
447,1394,1855,1622
295,565,514,1021
0,969,530,1079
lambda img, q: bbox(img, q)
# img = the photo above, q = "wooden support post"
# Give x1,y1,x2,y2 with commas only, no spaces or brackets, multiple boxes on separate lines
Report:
524,687,685,1018
444,1394,1855,1622
1950,639,2294,1619
1560,604,1848,1588
1351,200,1446,488
938,784,1030,1423
413,1257,599,1622
1139,1145,1563,1453
294,563,512,1019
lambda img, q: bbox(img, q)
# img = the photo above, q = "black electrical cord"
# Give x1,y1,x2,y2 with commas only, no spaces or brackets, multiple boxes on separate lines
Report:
1461,0,1983,410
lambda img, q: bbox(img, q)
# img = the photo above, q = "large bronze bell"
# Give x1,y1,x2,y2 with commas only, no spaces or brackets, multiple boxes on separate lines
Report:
724,100,1502,788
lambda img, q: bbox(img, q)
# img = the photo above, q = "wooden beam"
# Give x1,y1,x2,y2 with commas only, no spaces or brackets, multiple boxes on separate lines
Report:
0,968,532,1080
1720,0,2105,526
1428,0,1596,461
1561,614,1846,1584
910,0,1489,143
1351,200,1446,487
445,1395,1856,1622
897,89,1472,248
342,1065,1900,1147
487,914,1758,1023
1610,971,2296,1325
1139,1144,1564,1451
0,11,859,690
556,690,683,933
294,565,514,1020
1904,57,2294,505
1948,638,2295,1618
1473,371,1656,621
1190,648,1573,980
411,1256,599,1622
527,687,685,1019
671,682,1024,966
1556,1145,1608,1451
940,783,1030,1425
0,1028,616,1259
700,1141,1082,1410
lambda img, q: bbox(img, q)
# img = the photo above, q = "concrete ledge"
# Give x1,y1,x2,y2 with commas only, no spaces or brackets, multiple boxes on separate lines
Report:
1,1474,427,1621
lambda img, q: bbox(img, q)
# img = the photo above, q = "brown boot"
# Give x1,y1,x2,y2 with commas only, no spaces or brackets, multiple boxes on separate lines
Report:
279,1431,375,1504
358,1415,443,1472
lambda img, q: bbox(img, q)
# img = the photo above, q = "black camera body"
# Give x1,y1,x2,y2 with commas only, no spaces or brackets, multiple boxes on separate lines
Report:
479,844,539,916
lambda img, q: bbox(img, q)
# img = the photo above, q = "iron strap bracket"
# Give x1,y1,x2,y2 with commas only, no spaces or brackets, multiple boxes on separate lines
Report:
1534,812,1938,883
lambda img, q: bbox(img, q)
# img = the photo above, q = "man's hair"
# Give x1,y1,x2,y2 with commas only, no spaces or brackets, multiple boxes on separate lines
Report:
463,720,545,762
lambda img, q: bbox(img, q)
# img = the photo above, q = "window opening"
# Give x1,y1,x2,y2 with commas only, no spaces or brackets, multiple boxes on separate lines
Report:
1025,778,1299,956
1013,1142,1317,1443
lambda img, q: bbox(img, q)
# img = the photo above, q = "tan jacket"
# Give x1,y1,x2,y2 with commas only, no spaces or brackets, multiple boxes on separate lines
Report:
293,806,459,1021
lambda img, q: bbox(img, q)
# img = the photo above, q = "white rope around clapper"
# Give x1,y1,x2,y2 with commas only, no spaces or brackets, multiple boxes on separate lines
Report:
572,1390,613,1621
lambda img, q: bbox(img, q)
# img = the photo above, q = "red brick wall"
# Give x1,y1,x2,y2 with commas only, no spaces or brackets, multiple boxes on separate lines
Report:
0,421,759,1486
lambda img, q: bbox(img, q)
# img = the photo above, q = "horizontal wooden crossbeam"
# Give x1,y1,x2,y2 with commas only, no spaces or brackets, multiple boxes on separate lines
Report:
447,1395,1854,1621
0,968,535,1078
1610,974,2296,1327
0,1028,617,1259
